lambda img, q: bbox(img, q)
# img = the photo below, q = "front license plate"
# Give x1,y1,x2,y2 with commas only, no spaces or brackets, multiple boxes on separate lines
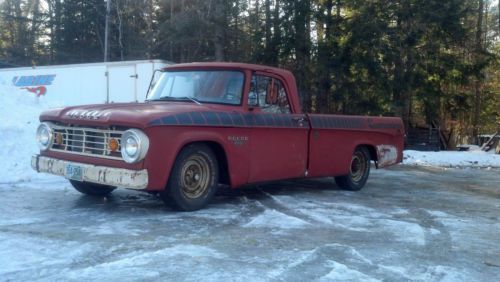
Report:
65,164,83,181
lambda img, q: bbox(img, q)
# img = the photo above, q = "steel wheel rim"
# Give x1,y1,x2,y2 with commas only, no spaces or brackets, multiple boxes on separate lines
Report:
180,154,211,199
350,152,366,183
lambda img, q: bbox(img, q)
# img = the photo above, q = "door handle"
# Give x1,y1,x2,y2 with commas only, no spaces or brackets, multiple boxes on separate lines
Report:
292,116,307,123
130,74,138,78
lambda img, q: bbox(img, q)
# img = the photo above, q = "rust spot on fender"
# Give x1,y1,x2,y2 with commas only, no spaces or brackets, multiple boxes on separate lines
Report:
376,145,398,168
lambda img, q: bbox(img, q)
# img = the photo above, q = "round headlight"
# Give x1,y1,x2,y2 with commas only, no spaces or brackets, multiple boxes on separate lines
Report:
125,136,139,156
36,122,53,151
121,129,149,163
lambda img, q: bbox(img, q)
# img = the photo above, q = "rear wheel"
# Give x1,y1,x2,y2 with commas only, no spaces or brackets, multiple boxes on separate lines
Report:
160,144,219,211
69,180,116,196
335,146,371,191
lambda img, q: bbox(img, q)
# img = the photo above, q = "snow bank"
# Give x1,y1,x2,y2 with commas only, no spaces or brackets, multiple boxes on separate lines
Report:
403,150,500,168
0,79,62,183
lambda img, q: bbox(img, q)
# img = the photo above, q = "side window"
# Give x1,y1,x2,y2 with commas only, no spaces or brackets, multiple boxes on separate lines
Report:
248,75,291,114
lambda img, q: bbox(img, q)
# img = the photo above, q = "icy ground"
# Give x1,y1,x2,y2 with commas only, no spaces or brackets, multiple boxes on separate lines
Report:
1,166,499,281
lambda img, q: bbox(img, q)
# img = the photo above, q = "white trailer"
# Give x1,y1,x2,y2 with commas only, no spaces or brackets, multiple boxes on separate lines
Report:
0,60,171,106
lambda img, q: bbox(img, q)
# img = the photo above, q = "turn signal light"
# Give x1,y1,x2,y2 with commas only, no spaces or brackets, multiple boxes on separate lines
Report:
54,133,64,145
108,138,119,152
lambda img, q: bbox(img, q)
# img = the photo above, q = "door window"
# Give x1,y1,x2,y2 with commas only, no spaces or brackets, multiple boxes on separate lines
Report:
248,75,291,114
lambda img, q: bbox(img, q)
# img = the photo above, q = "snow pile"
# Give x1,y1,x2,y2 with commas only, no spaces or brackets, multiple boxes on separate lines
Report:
403,150,500,168
0,80,62,183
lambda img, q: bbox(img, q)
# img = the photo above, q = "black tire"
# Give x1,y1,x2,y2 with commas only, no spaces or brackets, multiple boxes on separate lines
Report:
69,180,116,196
160,144,219,211
335,146,371,191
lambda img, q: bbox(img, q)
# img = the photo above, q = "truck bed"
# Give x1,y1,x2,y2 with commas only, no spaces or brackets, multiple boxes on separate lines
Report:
306,114,404,177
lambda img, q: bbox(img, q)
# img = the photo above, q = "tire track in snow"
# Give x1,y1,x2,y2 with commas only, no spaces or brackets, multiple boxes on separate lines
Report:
242,187,325,227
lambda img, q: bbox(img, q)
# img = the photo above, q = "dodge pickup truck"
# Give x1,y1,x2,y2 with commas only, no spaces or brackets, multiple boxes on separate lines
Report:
32,62,404,211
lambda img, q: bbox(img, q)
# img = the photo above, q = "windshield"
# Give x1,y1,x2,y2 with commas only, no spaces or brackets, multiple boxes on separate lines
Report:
147,70,244,105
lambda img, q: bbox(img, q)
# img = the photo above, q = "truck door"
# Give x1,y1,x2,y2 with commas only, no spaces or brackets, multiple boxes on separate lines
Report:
247,74,309,183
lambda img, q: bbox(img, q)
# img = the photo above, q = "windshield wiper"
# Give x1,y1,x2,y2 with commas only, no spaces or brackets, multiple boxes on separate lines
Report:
182,96,203,105
151,96,203,105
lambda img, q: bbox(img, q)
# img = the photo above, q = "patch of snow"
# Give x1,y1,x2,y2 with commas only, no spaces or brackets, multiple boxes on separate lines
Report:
427,210,451,218
429,228,441,235
99,244,225,268
80,222,146,236
457,144,482,151
65,244,226,280
377,219,426,246
267,248,318,278
317,212,426,245
0,233,94,278
378,264,472,281
434,216,500,253
332,203,379,214
296,208,334,224
0,80,63,183
270,244,377,280
403,150,500,168
243,209,310,229
319,260,380,282
325,243,374,265
0,217,46,227
391,208,410,215
378,264,412,280
188,207,243,222
420,265,470,282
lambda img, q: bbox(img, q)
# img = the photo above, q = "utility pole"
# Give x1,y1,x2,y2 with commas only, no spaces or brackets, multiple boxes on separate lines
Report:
104,0,111,103
104,0,111,62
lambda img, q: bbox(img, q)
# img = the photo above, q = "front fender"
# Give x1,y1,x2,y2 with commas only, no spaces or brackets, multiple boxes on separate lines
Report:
142,126,251,190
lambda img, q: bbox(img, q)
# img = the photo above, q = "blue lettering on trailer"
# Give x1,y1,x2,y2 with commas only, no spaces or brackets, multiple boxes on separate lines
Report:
12,75,56,87
12,75,56,97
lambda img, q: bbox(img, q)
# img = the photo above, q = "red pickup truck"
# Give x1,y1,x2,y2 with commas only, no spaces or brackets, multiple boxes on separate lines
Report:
32,62,404,211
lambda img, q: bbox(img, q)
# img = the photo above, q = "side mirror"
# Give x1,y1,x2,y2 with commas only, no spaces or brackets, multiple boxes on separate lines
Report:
266,84,278,104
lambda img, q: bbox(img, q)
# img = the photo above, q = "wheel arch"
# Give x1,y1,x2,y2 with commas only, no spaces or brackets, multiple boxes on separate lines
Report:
355,143,378,168
175,140,231,186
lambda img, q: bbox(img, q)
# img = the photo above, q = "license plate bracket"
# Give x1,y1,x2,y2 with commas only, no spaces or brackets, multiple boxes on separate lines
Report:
65,164,83,181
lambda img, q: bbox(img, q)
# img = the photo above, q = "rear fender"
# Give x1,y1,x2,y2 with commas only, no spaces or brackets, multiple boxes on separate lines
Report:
375,144,399,168
354,142,399,168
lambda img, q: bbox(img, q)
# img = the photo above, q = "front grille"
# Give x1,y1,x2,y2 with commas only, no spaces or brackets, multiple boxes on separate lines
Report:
50,125,124,160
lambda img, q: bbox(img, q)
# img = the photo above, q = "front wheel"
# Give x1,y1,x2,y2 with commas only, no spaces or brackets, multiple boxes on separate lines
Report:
160,144,219,211
69,180,116,196
335,147,371,191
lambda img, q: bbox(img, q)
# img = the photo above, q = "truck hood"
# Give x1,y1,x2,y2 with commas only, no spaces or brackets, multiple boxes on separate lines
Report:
40,102,225,128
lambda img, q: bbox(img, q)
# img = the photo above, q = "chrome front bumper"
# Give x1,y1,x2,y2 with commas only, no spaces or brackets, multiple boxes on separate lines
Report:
31,155,148,189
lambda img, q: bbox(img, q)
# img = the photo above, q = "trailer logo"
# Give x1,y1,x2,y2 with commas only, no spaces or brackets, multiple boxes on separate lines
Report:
12,74,56,97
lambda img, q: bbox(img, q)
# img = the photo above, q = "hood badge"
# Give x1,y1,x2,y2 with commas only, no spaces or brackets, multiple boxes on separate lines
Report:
66,110,107,120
